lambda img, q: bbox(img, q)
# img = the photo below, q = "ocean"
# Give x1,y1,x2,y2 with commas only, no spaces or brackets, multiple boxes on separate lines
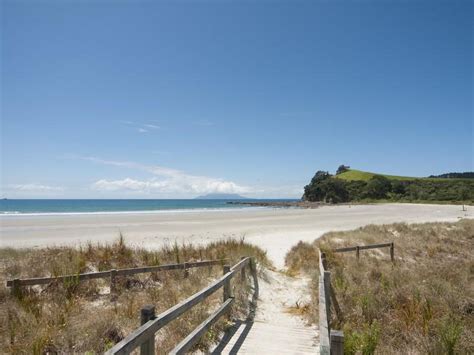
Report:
0,199,298,215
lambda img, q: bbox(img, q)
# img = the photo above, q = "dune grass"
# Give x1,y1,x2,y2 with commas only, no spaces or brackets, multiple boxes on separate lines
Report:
285,219,474,354
0,236,269,354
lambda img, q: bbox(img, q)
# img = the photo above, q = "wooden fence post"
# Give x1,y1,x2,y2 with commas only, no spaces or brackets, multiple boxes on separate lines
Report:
330,330,344,355
183,262,189,278
223,265,232,320
110,269,117,296
223,265,231,302
140,305,156,355
390,243,395,262
11,279,21,298
356,246,360,260
321,252,328,269
240,257,246,283
249,257,259,297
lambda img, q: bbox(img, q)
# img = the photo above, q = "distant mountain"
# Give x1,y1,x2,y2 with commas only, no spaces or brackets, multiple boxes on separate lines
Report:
194,193,249,200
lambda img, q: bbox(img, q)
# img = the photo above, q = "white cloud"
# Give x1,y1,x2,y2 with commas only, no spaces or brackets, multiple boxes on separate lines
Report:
91,177,247,195
8,183,64,192
76,156,303,198
137,128,148,133
85,157,249,195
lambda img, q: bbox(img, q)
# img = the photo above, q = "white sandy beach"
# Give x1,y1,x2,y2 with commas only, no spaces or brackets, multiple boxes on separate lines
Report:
2,203,472,353
1,203,471,268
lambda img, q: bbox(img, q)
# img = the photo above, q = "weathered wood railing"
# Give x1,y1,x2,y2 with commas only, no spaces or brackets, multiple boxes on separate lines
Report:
333,242,394,261
105,256,258,355
319,242,395,354
319,250,343,355
6,259,227,295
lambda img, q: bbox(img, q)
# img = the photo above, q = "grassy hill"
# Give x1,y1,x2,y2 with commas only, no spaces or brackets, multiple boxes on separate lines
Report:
336,169,419,181
303,168,474,203
336,169,469,182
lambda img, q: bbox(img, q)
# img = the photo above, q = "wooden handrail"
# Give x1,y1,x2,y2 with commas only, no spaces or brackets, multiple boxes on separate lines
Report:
6,259,226,288
105,257,257,355
333,242,395,261
319,251,331,355
318,250,343,355
333,242,392,253
169,298,234,354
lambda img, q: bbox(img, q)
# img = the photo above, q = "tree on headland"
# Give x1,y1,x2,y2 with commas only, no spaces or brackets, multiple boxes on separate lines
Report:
303,171,331,201
303,170,349,203
336,165,350,175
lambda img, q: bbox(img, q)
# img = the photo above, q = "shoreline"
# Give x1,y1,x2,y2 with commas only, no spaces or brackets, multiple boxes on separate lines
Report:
228,200,472,208
0,206,267,218
1,203,471,268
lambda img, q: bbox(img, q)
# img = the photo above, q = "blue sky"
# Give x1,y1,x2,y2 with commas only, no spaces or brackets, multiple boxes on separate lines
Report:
1,0,472,198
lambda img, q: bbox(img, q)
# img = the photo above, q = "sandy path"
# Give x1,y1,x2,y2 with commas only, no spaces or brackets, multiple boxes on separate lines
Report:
216,269,318,354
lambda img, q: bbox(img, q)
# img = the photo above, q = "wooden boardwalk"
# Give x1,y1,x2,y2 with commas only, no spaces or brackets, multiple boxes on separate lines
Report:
214,269,319,354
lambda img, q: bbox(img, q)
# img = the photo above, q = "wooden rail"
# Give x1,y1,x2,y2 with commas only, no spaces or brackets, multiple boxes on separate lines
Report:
105,256,258,355
6,259,226,295
319,250,343,355
333,242,394,261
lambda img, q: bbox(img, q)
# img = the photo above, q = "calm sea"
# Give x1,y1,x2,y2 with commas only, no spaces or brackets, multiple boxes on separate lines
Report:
0,199,298,215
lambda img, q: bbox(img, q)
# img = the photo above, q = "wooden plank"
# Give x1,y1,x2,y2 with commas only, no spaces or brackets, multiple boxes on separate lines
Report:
6,271,111,286
333,246,358,253
105,266,241,355
319,273,330,355
358,242,393,251
116,259,224,276
318,250,331,354
230,257,249,273
6,259,226,287
333,242,392,253
169,298,234,355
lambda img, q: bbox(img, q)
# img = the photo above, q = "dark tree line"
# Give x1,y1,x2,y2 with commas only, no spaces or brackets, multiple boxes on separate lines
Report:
303,170,474,203
428,172,474,179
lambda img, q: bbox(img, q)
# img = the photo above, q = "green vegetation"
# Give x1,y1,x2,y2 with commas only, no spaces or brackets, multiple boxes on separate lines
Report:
303,168,474,204
336,169,420,182
0,237,269,354
285,220,474,354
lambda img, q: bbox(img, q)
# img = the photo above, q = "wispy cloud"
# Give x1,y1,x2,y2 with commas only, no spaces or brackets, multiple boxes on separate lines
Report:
144,124,160,129
8,183,64,192
121,121,160,133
